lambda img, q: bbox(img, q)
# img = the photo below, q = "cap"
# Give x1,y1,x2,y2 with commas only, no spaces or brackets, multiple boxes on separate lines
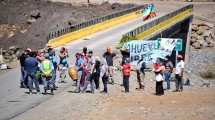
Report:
49,50,55,56
177,55,183,59
125,58,130,63
95,56,100,61
83,46,87,49
88,50,93,54
44,53,49,59
25,48,31,52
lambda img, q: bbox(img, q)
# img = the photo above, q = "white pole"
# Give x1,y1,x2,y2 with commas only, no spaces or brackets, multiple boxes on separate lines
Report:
175,50,178,67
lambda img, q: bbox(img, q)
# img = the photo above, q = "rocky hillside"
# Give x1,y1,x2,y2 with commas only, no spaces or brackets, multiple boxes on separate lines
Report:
0,0,135,50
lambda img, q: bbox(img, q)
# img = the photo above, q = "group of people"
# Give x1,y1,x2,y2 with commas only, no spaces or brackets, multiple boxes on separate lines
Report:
152,55,185,96
19,46,58,95
74,47,117,94
19,45,185,96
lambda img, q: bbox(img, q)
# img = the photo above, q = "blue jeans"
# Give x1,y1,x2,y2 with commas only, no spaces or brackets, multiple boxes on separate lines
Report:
43,76,54,90
52,70,57,87
83,72,95,93
165,72,171,90
76,71,83,92
21,67,28,86
28,72,40,93
123,75,130,92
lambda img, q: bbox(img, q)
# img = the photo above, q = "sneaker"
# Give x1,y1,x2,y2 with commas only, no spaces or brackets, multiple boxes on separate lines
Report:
20,85,25,88
166,89,171,92
37,92,41,94
44,90,47,95
50,92,54,95
135,88,140,90
172,89,179,92
62,80,67,83
74,90,79,93
20,82,25,88
29,92,32,95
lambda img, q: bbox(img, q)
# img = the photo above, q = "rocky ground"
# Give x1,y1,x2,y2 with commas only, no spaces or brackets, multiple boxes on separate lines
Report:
0,0,135,50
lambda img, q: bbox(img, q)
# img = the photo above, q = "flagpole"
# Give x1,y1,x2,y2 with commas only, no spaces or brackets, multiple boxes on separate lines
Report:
175,50,178,67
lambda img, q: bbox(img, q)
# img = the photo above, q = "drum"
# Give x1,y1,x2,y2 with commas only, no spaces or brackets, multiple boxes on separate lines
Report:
68,66,78,81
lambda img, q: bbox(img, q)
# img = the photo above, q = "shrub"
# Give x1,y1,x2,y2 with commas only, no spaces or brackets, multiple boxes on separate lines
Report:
116,34,137,49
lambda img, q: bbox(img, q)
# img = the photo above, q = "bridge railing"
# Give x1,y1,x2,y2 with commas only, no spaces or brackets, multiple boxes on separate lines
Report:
125,4,193,38
47,5,147,41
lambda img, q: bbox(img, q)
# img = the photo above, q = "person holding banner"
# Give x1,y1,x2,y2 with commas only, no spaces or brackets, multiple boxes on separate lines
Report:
174,55,184,92
136,55,146,90
153,61,166,95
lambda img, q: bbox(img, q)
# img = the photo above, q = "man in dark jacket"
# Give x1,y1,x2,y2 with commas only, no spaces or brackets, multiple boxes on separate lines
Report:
136,55,146,90
19,49,29,88
25,52,40,94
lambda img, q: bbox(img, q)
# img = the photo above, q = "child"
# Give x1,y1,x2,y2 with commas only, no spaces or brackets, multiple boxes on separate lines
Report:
122,58,131,93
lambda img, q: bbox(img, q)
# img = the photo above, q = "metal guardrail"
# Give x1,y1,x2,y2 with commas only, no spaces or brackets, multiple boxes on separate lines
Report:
125,4,193,38
47,5,147,41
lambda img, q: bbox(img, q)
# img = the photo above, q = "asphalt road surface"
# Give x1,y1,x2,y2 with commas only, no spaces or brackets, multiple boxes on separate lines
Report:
0,12,169,120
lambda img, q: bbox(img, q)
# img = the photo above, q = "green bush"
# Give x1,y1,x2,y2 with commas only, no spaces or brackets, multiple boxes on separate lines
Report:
116,34,137,49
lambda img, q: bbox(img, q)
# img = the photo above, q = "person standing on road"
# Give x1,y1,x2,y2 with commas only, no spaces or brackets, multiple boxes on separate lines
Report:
58,47,69,83
25,52,40,94
103,47,117,85
36,50,45,85
122,58,131,93
94,56,101,90
80,54,88,88
49,50,58,90
100,54,109,94
40,54,54,95
75,53,84,93
164,56,173,91
83,50,95,94
19,49,29,88
174,55,184,92
136,55,146,90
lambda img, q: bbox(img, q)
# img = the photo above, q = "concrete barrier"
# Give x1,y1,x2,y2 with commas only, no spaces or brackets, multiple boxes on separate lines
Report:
136,8,193,39
48,10,142,48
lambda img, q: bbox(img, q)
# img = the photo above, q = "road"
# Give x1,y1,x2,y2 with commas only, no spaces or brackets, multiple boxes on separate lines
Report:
0,2,185,119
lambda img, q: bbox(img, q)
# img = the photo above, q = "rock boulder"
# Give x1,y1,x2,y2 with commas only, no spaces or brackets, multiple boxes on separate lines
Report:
192,41,202,49
30,10,41,19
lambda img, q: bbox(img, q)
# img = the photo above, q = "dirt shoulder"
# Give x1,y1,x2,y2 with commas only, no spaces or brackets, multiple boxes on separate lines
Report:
12,67,215,120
